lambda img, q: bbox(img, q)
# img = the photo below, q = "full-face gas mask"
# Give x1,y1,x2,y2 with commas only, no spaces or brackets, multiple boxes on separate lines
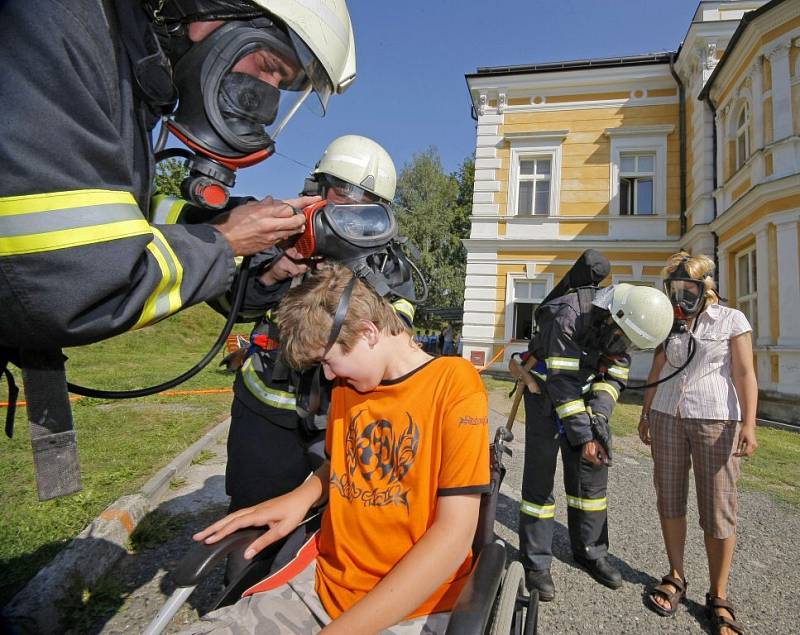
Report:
664,260,709,330
597,319,636,356
145,1,341,209
291,200,421,302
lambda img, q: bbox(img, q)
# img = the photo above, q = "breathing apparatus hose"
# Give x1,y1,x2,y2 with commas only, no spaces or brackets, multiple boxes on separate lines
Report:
624,319,699,391
67,256,252,399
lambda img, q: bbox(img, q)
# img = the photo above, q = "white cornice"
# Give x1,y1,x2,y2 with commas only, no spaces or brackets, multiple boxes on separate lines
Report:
710,172,800,236
467,64,674,94
504,130,569,142
462,239,681,252
604,124,675,137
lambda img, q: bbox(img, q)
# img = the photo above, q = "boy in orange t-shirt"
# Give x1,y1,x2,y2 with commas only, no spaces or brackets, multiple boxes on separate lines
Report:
191,263,490,635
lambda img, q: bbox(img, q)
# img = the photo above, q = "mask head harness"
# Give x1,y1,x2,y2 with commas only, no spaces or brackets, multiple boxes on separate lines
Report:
147,2,321,209
664,257,710,331
292,200,421,304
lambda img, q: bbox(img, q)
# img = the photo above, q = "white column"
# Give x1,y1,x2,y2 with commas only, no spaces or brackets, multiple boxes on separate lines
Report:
755,227,772,346
768,41,793,141
776,220,800,346
750,63,765,150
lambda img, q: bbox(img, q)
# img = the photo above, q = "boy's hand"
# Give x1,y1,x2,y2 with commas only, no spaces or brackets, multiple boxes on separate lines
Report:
192,491,309,559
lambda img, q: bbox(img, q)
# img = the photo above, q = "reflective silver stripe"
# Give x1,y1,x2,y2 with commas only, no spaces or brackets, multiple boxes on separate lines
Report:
546,357,580,371
607,365,629,380
241,359,296,410
132,228,185,329
520,500,556,519
0,203,144,236
566,495,607,511
150,195,188,225
592,382,619,401
555,399,586,418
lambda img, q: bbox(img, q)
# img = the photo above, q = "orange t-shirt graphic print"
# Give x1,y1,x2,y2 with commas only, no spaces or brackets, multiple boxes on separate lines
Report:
315,357,490,620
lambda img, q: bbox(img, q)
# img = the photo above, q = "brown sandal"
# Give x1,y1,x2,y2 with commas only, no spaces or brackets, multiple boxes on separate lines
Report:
705,593,746,635
646,574,687,617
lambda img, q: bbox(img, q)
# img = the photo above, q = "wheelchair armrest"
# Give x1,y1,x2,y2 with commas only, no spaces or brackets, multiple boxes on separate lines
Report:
444,541,507,635
174,528,265,587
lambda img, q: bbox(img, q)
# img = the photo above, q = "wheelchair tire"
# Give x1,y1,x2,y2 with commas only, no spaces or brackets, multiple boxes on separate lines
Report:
488,560,525,635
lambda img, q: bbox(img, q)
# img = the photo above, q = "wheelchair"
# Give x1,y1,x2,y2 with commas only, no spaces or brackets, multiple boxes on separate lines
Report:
143,427,539,635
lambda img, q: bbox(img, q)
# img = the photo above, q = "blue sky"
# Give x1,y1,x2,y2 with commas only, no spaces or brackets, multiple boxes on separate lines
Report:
222,0,701,199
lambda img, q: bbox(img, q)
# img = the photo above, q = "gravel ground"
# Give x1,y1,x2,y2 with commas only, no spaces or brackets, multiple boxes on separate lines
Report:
78,392,799,634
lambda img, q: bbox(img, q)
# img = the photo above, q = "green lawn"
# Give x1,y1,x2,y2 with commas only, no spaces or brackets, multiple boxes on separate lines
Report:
482,376,800,508
0,305,247,606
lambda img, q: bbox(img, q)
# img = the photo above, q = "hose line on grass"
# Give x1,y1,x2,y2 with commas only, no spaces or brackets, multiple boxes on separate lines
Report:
67,256,252,399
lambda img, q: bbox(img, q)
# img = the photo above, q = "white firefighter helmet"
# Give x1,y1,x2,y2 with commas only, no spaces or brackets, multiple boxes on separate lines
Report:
315,135,397,202
250,0,356,110
609,283,673,350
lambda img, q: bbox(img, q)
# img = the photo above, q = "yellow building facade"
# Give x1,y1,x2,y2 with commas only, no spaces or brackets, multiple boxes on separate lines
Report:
464,0,799,423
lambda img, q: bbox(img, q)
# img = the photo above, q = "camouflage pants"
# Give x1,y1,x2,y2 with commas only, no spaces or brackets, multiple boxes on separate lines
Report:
184,560,451,634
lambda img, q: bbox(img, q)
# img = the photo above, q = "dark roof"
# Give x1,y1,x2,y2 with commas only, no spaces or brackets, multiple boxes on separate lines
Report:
698,0,788,100
466,53,674,80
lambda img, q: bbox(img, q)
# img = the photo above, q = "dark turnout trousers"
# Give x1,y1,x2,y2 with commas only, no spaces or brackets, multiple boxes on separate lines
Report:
519,392,609,572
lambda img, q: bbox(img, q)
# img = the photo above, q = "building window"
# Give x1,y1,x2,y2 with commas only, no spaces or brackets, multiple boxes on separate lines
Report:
736,105,750,170
512,279,547,340
736,247,757,333
506,131,565,217
605,125,672,216
517,157,551,215
619,153,655,215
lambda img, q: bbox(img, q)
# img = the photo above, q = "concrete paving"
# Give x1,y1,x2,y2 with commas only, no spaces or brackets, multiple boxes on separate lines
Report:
7,390,800,634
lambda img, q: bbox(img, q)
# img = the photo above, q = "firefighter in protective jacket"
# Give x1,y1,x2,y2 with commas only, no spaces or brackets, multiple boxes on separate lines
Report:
520,282,673,601
0,0,356,351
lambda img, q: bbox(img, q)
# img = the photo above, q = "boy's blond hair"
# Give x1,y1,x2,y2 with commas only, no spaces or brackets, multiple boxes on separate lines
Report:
661,251,719,305
275,263,410,369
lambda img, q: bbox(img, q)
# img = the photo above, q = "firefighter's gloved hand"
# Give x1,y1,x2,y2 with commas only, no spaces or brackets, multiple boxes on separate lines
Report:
588,412,613,467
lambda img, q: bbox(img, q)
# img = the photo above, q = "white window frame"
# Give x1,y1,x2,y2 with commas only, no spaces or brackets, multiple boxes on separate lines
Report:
735,245,757,332
504,272,553,342
605,125,672,217
735,103,750,171
515,157,553,216
506,131,566,217
618,153,657,216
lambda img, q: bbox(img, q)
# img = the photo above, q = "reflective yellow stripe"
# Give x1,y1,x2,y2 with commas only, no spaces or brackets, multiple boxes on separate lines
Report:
566,495,607,512
555,399,586,419
520,500,556,519
0,189,136,215
131,228,185,329
392,298,415,323
546,356,580,371
241,359,296,410
532,369,547,381
150,195,188,225
592,382,619,401
0,190,150,256
607,365,629,380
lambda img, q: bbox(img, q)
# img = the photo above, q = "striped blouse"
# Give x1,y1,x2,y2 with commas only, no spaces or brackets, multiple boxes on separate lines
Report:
650,303,752,421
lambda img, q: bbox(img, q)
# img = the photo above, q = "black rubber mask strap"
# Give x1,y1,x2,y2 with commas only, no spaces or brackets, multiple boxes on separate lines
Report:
324,275,358,355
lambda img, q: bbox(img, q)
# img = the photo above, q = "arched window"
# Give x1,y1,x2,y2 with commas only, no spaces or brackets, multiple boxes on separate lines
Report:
736,104,750,170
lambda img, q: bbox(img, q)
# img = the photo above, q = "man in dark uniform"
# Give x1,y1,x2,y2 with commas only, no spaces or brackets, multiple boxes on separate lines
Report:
520,281,673,601
0,0,355,350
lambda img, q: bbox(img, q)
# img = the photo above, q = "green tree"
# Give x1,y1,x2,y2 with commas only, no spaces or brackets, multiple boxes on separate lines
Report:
154,158,189,198
393,148,474,320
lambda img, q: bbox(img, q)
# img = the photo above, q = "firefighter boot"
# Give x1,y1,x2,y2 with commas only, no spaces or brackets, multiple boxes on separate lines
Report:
525,568,555,602
573,554,622,589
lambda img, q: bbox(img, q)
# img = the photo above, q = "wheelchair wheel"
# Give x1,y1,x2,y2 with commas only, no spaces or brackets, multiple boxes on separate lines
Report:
488,561,525,635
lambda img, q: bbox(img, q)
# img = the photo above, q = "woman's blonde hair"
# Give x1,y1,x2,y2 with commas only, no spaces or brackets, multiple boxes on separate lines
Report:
275,263,410,369
661,251,718,305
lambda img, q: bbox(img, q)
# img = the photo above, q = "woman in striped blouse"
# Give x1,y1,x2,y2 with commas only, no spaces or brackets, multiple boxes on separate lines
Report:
638,252,758,635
